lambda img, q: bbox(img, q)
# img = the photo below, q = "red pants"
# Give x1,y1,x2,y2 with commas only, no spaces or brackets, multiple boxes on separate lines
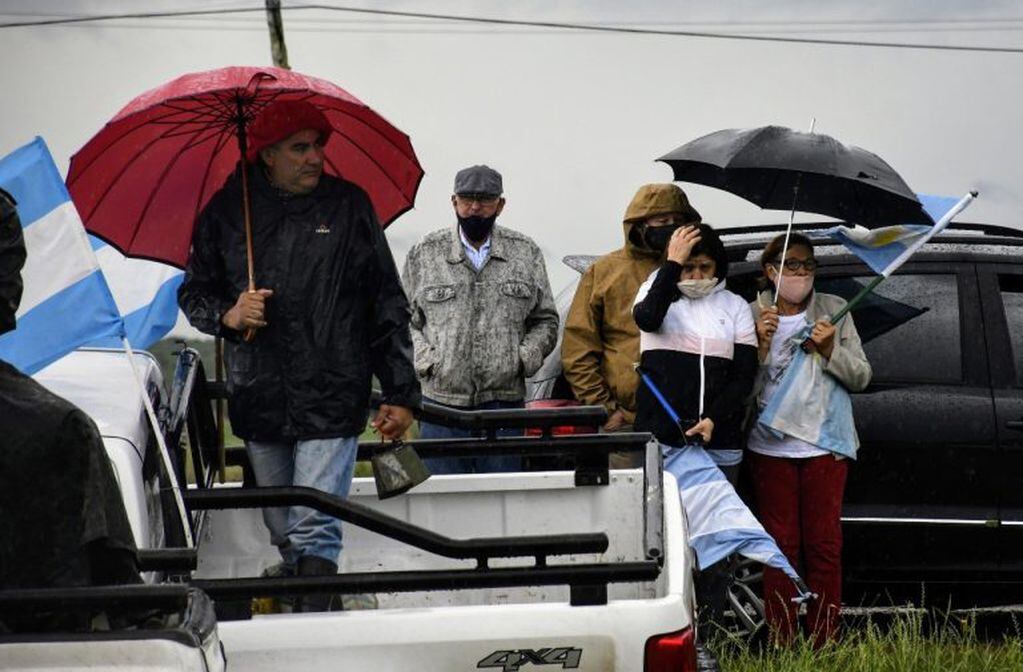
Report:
748,451,848,643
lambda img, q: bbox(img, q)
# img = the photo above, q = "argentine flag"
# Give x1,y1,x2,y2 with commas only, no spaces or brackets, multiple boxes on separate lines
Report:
665,444,811,599
87,236,183,350
0,138,124,373
825,194,967,277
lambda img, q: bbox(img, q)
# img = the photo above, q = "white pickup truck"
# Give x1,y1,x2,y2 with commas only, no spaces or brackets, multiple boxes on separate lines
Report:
0,346,698,672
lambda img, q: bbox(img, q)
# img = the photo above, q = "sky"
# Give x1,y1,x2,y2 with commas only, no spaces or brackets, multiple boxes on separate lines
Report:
2,1,1022,337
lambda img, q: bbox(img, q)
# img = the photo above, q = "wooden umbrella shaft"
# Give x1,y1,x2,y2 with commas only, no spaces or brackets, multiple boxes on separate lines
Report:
240,159,256,293
235,95,258,342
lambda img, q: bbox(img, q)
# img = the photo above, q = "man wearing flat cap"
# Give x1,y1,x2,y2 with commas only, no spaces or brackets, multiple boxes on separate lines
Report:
179,100,420,609
402,165,558,473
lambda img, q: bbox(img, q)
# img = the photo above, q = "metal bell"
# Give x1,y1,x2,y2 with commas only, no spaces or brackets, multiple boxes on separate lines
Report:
371,440,431,499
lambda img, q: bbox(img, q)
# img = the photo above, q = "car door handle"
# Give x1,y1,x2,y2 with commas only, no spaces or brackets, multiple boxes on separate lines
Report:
1007,420,1023,431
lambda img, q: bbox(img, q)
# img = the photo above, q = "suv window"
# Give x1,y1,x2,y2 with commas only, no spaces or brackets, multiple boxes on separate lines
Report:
816,274,962,385
999,274,1023,386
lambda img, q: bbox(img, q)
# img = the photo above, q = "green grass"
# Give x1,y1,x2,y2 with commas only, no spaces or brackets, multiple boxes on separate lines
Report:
715,611,1023,672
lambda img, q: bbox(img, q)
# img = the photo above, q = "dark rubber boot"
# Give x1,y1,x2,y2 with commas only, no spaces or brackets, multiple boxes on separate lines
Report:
296,555,340,613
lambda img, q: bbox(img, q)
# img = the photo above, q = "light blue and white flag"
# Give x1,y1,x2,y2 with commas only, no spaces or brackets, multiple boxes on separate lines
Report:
87,236,183,349
0,137,124,373
826,194,969,277
664,444,811,599
758,324,859,460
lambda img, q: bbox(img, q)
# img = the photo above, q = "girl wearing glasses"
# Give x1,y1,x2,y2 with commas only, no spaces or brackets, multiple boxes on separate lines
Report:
748,232,871,644
632,223,759,640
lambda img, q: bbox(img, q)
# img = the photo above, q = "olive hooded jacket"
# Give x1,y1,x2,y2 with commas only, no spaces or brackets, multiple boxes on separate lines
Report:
561,184,700,422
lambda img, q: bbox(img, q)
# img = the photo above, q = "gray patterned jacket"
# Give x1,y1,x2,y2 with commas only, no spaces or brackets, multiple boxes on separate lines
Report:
402,224,559,407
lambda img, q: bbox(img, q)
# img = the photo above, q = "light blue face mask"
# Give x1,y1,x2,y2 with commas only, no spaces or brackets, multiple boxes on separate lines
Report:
677,278,718,299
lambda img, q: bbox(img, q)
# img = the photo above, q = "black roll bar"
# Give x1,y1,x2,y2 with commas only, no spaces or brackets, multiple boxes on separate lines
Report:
201,387,611,434
137,548,198,573
355,431,650,461
0,584,190,614
193,561,660,608
369,390,608,435
183,486,608,567
417,401,607,433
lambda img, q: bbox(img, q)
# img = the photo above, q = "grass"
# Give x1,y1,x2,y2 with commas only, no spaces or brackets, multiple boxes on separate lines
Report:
715,610,1023,672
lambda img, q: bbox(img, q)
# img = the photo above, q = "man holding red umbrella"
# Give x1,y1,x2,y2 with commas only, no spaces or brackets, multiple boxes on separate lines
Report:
178,100,420,611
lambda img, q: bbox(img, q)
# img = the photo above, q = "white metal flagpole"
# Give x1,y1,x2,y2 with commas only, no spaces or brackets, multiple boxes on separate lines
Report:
773,117,817,305
121,336,194,548
880,191,978,277
821,191,979,328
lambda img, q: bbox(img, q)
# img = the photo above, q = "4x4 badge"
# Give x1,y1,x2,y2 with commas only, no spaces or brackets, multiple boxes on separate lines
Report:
477,647,582,671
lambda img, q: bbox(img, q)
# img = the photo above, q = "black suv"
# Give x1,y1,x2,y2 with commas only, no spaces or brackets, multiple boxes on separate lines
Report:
528,222,1023,613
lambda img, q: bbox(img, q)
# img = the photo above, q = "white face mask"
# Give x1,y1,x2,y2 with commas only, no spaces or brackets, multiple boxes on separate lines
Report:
678,278,718,299
775,272,814,304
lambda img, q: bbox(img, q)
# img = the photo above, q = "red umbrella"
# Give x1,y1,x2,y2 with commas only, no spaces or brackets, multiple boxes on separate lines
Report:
67,66,424,269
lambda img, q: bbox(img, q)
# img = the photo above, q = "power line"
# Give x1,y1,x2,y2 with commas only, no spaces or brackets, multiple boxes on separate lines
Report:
0,6,260,27
1,3,1021,54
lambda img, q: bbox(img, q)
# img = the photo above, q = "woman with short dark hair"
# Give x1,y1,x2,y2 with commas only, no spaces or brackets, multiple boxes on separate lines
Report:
748,232,872,644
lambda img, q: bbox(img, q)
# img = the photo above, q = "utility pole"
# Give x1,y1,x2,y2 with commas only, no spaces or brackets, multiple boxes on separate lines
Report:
265,0,290,69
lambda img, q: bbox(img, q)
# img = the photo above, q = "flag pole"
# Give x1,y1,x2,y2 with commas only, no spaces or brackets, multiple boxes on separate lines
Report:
800,191,977,352
121,336,195,548
773,117,816,305
827,191,977,326
636,366,689,441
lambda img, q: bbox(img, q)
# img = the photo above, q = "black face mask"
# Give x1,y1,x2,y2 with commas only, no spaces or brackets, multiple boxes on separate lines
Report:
458,214,498,244
642,224,679,252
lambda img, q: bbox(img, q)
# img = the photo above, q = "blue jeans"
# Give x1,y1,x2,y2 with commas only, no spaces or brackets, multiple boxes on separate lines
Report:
246,436,358,565
419,398,523,474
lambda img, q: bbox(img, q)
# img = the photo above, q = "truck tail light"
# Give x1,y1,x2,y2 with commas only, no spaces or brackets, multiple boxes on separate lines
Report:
644,627,697,672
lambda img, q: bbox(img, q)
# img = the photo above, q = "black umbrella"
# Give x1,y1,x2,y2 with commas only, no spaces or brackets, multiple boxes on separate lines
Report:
658,125,933,228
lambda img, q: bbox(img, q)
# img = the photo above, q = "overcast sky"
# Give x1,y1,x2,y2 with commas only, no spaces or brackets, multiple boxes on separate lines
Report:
2,1,1021,336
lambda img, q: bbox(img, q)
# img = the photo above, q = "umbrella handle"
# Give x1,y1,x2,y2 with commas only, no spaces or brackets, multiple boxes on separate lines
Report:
242,274,258,342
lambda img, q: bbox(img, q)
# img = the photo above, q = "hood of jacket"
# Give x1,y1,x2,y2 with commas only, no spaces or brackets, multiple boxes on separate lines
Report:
621,183,701,259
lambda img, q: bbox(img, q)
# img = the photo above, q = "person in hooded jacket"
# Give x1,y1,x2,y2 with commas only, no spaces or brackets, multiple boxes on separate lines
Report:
178,100,420,610
632,222,758,656
0,188,141,632
561,184,701,466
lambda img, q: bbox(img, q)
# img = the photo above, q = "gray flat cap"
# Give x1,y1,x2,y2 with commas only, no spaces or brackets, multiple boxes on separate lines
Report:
454,165,503,196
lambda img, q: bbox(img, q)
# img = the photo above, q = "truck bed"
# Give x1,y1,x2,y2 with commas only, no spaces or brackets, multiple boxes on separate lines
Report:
195,469,692,671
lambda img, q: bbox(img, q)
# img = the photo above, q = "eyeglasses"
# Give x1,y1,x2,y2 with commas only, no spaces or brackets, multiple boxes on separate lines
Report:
681,261,716,275
771,258,819,272
455,193,500,206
